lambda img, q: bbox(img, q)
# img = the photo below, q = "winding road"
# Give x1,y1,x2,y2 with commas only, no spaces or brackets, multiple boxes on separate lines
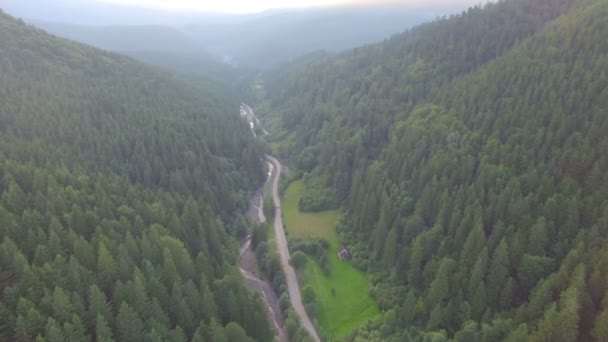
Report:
239,103,320,342
267,155,321,342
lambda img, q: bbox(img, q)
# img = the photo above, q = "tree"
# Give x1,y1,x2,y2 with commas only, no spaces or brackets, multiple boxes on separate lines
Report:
487,239,510,308
192,322,209,342
51,287,74,324
95,315,114,342
290,251,308,270
517,254,553,293
97,242,117,293
383,228,398,266
87,285,112,331
400,290,417,326
209,321,228,342
62,315,89,342
527,217,548,256
459,222,486,276
224,322,253,342
302,285,316,304
14,299,46,342
116,303,144,342
593,300,608,341
427,258,456,309
44,318,64,342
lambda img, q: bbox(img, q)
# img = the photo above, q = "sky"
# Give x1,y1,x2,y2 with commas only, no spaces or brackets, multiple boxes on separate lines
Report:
98,0,465,13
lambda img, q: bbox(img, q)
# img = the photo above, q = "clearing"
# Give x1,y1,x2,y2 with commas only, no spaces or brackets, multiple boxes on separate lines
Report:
282,180,379,339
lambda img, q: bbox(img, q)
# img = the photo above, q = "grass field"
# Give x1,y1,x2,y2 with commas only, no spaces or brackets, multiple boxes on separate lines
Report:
282,181,379,339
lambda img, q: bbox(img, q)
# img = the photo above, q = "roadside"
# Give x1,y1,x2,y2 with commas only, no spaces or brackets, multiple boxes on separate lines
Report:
239,102,320,342
268,155,321,342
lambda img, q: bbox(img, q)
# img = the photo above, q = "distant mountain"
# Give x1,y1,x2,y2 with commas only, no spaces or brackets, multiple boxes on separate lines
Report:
30,21,231,80
1,0,478,70
185,5,459,69
33,22,198,53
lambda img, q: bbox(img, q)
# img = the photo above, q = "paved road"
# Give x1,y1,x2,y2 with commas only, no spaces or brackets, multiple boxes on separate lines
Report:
267,155,321,342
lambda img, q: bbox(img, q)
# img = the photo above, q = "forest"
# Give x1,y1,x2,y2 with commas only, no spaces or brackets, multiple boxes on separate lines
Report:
0,10,273,342
259,0,608,340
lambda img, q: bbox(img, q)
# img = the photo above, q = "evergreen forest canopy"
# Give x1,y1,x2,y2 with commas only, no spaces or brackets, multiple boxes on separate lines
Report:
260,0,608,340
0,10,273,342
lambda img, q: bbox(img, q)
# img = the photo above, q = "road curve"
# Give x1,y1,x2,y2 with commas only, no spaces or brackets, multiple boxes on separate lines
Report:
267,155,321,342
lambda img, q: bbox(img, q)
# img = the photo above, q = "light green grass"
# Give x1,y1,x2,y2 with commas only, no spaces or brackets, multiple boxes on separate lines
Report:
283,181,341,238
283,181,379,339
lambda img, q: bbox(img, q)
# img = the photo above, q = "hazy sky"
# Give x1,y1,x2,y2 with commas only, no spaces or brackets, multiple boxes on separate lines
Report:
99,0,467,13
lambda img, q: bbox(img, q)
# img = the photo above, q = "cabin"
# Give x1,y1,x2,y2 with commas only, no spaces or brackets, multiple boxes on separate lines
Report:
338,245,350,260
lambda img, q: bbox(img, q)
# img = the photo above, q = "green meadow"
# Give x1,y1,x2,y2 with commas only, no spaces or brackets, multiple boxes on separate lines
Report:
282,181,379,339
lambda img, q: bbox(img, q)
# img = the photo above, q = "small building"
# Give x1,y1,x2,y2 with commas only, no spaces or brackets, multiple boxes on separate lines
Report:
338,245,350,260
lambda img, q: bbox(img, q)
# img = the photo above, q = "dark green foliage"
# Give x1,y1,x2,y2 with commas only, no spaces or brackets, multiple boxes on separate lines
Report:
0,11,272,342
298,171,340,212
261,0,608,339
289,237,330,274
289,251,308,270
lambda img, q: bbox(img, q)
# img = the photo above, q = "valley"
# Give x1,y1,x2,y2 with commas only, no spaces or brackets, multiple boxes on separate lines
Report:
1,0,608,341
240,102,321,341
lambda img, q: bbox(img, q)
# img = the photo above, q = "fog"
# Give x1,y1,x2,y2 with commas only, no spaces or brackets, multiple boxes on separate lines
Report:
0,0,483,69
0,0,480,26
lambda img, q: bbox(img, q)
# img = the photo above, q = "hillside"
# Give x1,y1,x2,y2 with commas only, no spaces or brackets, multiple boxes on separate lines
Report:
0,10,271,342
260,0,608,340
30,21,230,81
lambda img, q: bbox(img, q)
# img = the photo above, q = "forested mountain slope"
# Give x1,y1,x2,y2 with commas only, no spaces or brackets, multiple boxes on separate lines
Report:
262,0,608,340
29,21,231,81
0,10,271,341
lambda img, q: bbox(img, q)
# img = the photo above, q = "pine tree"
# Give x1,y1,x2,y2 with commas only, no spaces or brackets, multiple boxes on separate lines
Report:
95,315,114,342
14,299,46,342
51,287,74,324
96,242,117,294
116,303,144,342
382,228,398,266
487,239,510,309
427,258,456,308
44,318,64,342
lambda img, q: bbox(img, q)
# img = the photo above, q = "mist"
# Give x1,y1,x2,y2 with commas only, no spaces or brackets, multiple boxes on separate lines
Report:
0,0,481,69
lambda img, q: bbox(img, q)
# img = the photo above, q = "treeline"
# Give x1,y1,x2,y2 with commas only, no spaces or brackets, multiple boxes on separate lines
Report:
0,11,271,342
261,0,608,340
